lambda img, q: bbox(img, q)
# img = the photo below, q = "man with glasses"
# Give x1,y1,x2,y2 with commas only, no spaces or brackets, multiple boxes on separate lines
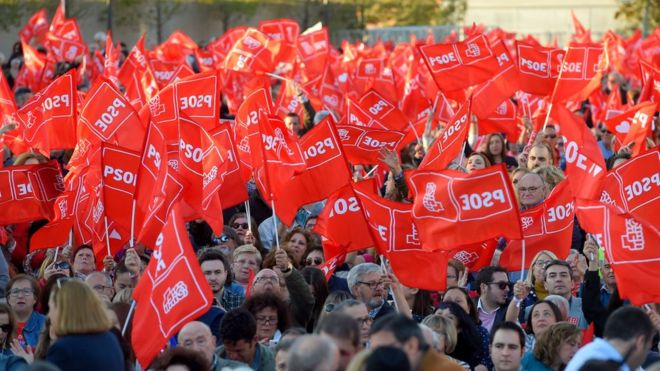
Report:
347,263,394,321
475,266,511,332
84,271,115,303
515,172,548,210
333,299,373,348
211,227,239,258
178,321,246,370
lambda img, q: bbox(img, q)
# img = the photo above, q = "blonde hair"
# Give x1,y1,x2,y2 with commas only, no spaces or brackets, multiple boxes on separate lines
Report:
50,280,112,336
13,152,48,165
525,250,559,286
112,288,134,304
421,314,458,353
533,322,581,368
533,166,565,191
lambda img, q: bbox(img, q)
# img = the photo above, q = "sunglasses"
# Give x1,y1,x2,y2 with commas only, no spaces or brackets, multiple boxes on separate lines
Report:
232,223,249,230
306,257,323,265
544,134,557,139
212,235,232,245
488,281,510,290
54,261,70,270
0,324,10,333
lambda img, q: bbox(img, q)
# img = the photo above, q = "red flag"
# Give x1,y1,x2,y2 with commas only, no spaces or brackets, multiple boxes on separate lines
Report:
570,11,592,43
313,182,375,252
419,33,500,93
352,181,447,291
223,28,281,75
471,38,519,119
100,143,141,238
297,28,329,79
172,71,220,131
0,161,63,225
150,59,183,88
103,32,121,86
500,181,574,271
16,69,77,154
344,90,410,132
602,102,656,149
210,122,249,209
234,87,274,178
15,41,47,92
132,208,213,366
599,147,659,231
409,164,522,250
638,60,659,103
208,26,247,68
319,239,348,281
45,18,87,62
449,239,498,272
477,98,520,141
335,124,406,166
575,200,660,306
418,98,471,171
19,8,49,43
550,42,606,104
515,41,565,96
274,79,304,119
621,102,657,156
0,70,18,128
194,49,215,72
552,105,606,200
258,18,300,67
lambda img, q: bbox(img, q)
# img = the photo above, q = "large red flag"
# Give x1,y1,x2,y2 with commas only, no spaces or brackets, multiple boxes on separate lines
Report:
258,18,299,67
45,18,87,62
638,60,659,103
100,143,141,240
132,208,213,366
16,69,77,154
19,8,49,43
418,98,471,171
223,28,281,75
552,104,606,200
599,147,659,231
297,28,329,79
550,42,606,104
603,101,657,149
210,122,249,209
208,26,247,68
500,180,574,271
344,90,410,132
621,102,657,157
409,164,522,250
471,38,519,119
0,161,63,225
515,41,565,96
575,199,660,306
419,33,500,93
15,41,47,93
234,88,274,177
173,71,220,132
335,124,406,166
476,98,520,141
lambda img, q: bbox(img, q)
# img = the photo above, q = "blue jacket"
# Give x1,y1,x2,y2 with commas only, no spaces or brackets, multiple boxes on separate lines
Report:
22,311,46,348
46,331,124,371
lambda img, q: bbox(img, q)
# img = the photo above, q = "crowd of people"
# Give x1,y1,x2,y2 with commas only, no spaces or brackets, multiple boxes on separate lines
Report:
0,11,660,371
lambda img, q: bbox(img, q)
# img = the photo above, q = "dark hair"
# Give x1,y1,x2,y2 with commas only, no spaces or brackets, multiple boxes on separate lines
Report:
301,267,329,330
220,308,257,343
543,259,573,281
187,220,213,249
443,286,479,324
227,213,265,254
369,313,428,351
0,303,16,348
525,300,562,335
490,321,526,349
197,248,233,286
285,112,300,119
7,273,40,305
436,301,482,367
321,291,353,315
411,290,434,319
578,359,624,371
151,347,208,370
39,274,68,314
475,266,508,295
302,245,324,267
606,152,632,170
315,313,360,348
366,346,411,371
73,244,95,263
242,293,290,333
114,260,131,275
604,306,655,343
484,133,507,158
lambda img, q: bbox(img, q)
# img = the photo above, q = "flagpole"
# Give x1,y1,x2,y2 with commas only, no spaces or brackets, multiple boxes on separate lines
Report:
365,165,379,178
520,239,526,281
129,199,136,248
53,245,60,262
457,142,467,167
103,216,112,257
68,228,73,247
245,200,253,234
270,198,280,250
122,300,136,336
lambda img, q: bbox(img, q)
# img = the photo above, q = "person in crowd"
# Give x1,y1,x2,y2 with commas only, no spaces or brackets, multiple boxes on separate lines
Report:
274,331,301,371
318,291,353,323
243,293,290,345
532,165,565,191
71,245,96,278
333,300,372,348
228,213,264,253
522,321,582,370
445,259,467,289
606,151,631,170
484,133,518,171
177,321,246,370
402,286,434,322
465,152,491,173
506,250,559,324
211,226,240,258
198,248,245,311
436,301,492,370
113,261,135,294
122,247,145,277
474,266,511,332
301,267,329,331
152,347,209,371
597,124,616,161
302,246,324,269
0,303,15,355
84,272,114,303
515,172,548,210
347,263,394,320
281,227,313,268
442,286,480,325
369,313,465,371
286,334,339,371
217,309,276,371
523,300,562,351
490,321,526,371
46,280,123,370
6,274,45,349
316,313,361,370
539,260,588,329
366,345,410,371
524,142,555,170
231,244,262,293
252,248,315,328
421,314,471,369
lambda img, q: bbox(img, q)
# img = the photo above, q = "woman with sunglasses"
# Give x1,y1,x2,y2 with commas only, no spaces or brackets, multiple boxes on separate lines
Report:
0,304,15,355
46,280,123,371
302,246,324,269
228,212,266,254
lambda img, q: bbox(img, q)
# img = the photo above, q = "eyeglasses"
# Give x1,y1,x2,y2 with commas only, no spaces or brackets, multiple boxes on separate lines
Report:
54,261,71,270
255,276,279,284
544,134,557,139
56,276,83,289
356,316,373,326
517,186,540,193
306,257,323,266
488,281,510,290
93,284,111,291
255,316,277,325
535,259,551,267
9,288,34,297
232,223,249,230
0,324,10,333
357,281,384,289
212,234,231,245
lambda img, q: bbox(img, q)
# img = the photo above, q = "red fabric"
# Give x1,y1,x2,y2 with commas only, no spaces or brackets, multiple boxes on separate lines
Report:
132,208,213,367
0,161,64,225
550,42,605,104
274,79,304,119
258,19,299,66
208,26,247,68
570,11,592,43
210,123,249,209
603,101,656,149
515,41,565,96
448,239,498,271
476,98,520,141
599,147,659,231
500,180,574,271
335,124,406,166
638,60,659,104
344,90,410,132
16,69,77,154
319,239,348,281
621,102,657,156
19,8,49,43
30,175,79,251
103,32,121,86
297,28,329,80
45,19,87,63
408,164,522,250
100,143,141,238
418,98,471,171
471,38,519,119
234,87,274,178
575,199,660,306
223,28,281,75
419,33,501,93
15,41,47,93
552,105,606,200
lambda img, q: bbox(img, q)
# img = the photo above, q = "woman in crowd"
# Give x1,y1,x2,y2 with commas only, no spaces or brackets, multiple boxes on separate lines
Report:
523,300,563,351
436,301,491,371
6,274,45,349
421,314,470,370
442,286,480,327
301,267,329,332
242,292,291,345
282,228,314,268
317,291,353,324
45,280,124,370
485,133,518,171
465,152,491,173
445,259,467,290
0,303,15,355
521,322,582,370
506,250,559,324
228,212,265,254
302,246,324,269
403,287,434,322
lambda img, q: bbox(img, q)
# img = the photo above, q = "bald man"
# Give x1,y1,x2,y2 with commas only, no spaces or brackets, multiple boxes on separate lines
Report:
178,321,246,371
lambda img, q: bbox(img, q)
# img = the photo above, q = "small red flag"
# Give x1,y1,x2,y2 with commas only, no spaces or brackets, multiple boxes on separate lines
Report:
418,98,472,171
550,42,606,104
515,41,566,97
336,124,406,166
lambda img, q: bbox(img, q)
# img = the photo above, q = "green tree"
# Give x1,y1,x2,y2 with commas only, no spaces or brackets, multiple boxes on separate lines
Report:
615,0,659,36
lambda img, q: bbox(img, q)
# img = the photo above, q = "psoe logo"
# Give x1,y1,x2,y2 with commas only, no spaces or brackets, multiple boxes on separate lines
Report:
453,250,479,265
465,42,481,58
242,35,262,50
621,218,645,251
422,182,444,213
163,281,189,314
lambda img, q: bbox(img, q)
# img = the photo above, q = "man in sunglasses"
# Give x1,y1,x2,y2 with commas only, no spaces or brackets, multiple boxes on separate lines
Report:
474,266,511,332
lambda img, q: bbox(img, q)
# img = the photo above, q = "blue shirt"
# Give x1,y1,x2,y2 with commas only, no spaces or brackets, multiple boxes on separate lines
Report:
565,338,632,371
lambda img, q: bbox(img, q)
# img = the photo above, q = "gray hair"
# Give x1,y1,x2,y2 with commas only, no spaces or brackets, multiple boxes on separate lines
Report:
545,294,570,320
287,335,338,371
347,263,381,290
85,271,113,287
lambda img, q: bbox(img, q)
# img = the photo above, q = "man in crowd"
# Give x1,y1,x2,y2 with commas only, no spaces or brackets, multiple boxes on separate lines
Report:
526,143,554,169
490,321,525,371
178,321,246,370
369,313,464,371
286,335,339,371
231,245,262,294
540,260,588,329
85,271,114,303
113,261,135,293
217,309,276,371
515,172,548,210
333,299,372,348
475,266,511,332
347,263,394,320
315,313,361,370
72,245,97,278
198,248,245,311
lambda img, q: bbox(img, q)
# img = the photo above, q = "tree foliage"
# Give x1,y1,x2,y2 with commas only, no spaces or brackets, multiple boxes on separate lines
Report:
615,0,659,35
331,0,466,28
